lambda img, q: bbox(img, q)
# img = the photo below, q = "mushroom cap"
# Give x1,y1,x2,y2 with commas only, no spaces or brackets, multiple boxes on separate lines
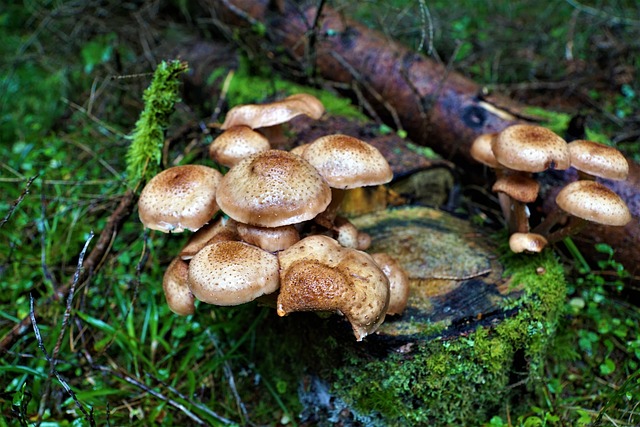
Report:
188,241,280,306
216,150,332,227
138,165,222,233
179,216,239,260
492,124,570,172
236,222,300,252
556,180,632,226
209,126,271,167
277,235,389,341
508,232,548,254
568,140,629,181
470,133,500,168
221,93,325,130
289,143,310,157
371,253,410,316
302,134,393,189
162,257,196,316
491,173,540,203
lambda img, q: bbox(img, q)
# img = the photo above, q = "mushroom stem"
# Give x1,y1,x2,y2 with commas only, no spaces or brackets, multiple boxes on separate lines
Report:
546,217,588,244
511,200,530,234
498,192,514,231
531,207,567,236
315,188,345,229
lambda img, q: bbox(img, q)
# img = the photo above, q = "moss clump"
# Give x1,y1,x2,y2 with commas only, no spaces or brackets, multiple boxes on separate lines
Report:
331,248,566,426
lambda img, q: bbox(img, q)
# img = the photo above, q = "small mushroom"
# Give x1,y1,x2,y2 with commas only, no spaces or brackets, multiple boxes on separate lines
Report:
491,174,540,233
545,180,631,243
567,140,629,181
277,235,390,341
371,253,410,316
492,124,570,172
209,125,270,168
188,241,280,306
138,165,222,233
163,257,196,316
508,232,548,254
236,222,300,252
470,133,500,168
179,216,239,260
216,150,331,228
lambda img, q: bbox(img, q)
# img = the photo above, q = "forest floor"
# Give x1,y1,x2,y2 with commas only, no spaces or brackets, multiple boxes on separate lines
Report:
1,1,640,426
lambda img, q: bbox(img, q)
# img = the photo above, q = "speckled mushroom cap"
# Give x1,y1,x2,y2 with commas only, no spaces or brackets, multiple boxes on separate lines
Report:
221,93,325,130
470,133,500,168
568,140,629,181
188,241,280,306
371,253,410,316
216,150,331,227
179,216,239,260
138,165,222,233
301,134,393,189
556,180,632,226
492,174,540,203
492,124,570,172
277,235,390,341
209,126,271,168
163,257,195,316
508,232,548,254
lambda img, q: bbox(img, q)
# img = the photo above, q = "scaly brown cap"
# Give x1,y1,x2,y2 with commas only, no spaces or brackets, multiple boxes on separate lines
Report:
163,257,196,316
216,150,331,227
568,140,629,181
371,253,410,316
492,124,570,172
138,165,222,233
556,180,631,226
209,125,270,167
492,173,540,203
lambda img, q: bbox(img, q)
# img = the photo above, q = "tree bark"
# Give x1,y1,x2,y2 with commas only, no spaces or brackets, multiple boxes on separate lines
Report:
210,0,640,275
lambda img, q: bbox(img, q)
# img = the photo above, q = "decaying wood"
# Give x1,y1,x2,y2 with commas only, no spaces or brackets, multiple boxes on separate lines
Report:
210,0,640,274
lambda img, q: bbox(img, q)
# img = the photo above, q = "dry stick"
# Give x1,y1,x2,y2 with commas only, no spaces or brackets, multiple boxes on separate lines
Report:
0,190,136,352
37,232,94,425
30,294,96,427
0,174,38,229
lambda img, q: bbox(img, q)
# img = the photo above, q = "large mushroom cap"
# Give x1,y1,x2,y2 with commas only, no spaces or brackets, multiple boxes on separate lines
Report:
221,93,325,130
568,140,629,181
277,235,390,341
302,134,393,189
556,180,632,226
162,257,195,316
492,124,570,172
209,126,270,168
188,241,280,306
138,165,222,233
216,150,331,227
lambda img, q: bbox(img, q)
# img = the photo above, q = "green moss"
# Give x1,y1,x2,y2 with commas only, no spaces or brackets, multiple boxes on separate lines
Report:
331,248,566,426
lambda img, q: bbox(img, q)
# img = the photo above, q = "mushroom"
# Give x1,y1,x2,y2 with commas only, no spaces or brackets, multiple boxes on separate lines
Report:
138,165,222,233
508,232,548,254
371,253,410,316
334,216,372,250
209,125,271,168
567,140,629,181
216,149,332,228
163,257,196,316
188,240,280,306
236,222,300,252
470,132,500,169
277,235,390,341
179,216,239,260
545,180,632,243
301,134,393,235
491,174,540,233
221,93,325,146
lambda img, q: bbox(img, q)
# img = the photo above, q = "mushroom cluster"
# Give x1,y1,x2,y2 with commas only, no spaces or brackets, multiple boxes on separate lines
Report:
138,94,409,341
471,124,631,253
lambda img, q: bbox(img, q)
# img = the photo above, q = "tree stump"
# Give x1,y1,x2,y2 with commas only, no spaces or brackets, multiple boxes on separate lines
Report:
251,206,566,426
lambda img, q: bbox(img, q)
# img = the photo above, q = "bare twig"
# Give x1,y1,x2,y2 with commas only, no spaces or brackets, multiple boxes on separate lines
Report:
30,294,96,427
0,174,38,229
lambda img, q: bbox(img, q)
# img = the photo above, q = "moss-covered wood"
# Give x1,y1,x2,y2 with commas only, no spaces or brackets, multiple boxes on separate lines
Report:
246,206,566,426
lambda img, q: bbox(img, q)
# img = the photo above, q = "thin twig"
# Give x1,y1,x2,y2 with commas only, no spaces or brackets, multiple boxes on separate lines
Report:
0,174,38,229
30,295,96,427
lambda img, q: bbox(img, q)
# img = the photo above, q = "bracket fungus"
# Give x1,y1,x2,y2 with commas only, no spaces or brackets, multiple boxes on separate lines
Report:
277,235,390,341
138,165,222,233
